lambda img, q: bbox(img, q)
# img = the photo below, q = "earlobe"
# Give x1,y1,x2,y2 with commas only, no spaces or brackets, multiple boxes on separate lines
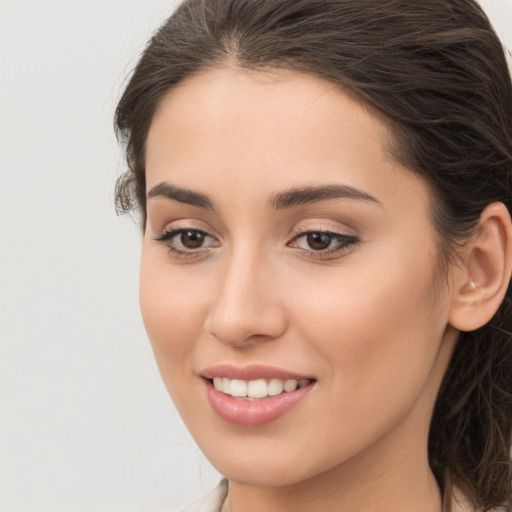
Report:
449,202,512,332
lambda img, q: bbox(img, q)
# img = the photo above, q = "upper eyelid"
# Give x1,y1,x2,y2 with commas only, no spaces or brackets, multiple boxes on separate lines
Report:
289,230,358,245
292,227,349,235
155,220,220,239
154,222,358,244
190,228,355,251
155,227,215,241
289,225,356,240
156,227,351,241
156,225,353,237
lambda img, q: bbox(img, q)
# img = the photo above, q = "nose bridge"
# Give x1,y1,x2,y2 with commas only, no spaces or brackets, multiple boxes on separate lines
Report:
204,242,286,346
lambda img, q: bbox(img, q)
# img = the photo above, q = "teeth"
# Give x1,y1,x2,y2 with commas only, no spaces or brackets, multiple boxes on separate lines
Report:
298,379,310,388
211,377,312,398
248,379,268,398
230,379,248,397
268,378,284,396
213,377,223,391
283,379,298,392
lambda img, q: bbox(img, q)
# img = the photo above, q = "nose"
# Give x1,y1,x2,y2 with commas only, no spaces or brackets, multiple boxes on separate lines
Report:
204,248,287,347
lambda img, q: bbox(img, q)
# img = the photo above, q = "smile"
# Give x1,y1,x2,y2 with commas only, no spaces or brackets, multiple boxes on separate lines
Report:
201,365,316,426
211,377,312,399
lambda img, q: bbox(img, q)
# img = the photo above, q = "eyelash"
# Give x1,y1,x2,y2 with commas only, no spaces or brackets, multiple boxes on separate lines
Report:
289,229,359,259
154,229,218,258
154,228,359,260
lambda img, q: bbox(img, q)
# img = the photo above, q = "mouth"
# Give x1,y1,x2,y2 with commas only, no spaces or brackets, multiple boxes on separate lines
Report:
207,376,313,400
200,365,316,426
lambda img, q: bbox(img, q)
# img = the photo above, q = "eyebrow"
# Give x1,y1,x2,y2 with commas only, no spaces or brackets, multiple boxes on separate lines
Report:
147,182,215,210
146,181,381,211
268,184,381,209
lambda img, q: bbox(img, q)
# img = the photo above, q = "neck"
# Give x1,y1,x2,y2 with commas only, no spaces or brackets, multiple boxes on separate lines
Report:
224,457,441,512
222,416,442,512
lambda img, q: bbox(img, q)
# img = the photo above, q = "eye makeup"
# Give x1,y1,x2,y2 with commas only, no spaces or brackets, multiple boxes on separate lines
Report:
153,224,359,262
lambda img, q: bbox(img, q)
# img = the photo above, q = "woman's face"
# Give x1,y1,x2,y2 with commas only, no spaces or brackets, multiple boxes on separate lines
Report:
141,68,459,486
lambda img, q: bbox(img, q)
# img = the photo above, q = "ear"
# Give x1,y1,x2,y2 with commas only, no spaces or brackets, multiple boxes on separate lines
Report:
449,202,512,332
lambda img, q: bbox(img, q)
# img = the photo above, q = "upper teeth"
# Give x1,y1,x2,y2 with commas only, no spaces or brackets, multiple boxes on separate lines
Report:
212,377,310,399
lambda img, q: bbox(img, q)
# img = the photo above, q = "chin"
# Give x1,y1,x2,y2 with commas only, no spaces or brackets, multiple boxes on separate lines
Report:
192,428,357,490
211,458,315,488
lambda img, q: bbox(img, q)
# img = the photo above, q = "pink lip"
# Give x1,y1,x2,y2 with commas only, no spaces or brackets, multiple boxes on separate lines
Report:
201,364,316,427
201,364,313,381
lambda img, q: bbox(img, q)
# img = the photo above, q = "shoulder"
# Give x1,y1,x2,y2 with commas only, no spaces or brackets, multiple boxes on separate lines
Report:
176,479,228,512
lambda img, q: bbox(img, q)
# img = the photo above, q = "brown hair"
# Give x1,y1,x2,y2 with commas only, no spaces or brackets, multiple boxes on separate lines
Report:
114,1,512,510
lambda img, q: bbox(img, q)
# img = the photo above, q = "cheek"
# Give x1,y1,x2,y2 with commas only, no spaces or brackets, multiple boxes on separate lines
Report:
139,251,209,372
289,245,444,404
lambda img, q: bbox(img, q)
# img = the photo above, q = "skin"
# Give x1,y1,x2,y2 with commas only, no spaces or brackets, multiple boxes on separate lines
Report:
140,67,468,512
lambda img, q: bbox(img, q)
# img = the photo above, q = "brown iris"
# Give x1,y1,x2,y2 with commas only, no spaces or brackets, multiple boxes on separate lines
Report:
307,232,333,251
180,230,205,249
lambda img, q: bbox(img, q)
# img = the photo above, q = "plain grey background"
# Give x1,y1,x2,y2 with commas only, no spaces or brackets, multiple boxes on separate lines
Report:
1,1,511,510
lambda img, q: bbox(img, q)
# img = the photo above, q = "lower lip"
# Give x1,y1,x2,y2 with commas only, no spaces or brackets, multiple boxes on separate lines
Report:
204,379,314,427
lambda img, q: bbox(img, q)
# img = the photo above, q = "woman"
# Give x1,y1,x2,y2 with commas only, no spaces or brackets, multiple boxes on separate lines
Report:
114,1,512,511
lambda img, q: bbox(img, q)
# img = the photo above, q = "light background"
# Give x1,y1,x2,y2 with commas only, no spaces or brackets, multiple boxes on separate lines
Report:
1,1,511,510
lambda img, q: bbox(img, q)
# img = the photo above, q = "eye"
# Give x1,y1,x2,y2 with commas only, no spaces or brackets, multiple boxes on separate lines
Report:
177,230,207,249
303,232,336,251
289,230,358,258
154,228,219,256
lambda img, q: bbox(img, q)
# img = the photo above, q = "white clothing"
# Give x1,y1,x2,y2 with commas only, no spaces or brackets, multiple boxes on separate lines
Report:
178,479,228,512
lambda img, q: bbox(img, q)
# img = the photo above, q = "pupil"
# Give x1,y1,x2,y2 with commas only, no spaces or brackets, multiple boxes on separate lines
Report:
307,232,332,250
181,230,204,249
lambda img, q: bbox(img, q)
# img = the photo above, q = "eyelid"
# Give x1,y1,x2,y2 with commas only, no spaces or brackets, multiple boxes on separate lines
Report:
152,217,219,237
154,227,215,243
153,222,220,258
289,219,358,241
287,227,359,259
152,220,359,260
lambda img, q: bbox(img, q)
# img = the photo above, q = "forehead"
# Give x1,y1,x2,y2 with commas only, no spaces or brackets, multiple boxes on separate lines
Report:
147,67,386,164
145,67,429,213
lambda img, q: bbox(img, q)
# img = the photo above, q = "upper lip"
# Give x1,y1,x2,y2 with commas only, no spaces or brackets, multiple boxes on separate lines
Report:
201,364,314,381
